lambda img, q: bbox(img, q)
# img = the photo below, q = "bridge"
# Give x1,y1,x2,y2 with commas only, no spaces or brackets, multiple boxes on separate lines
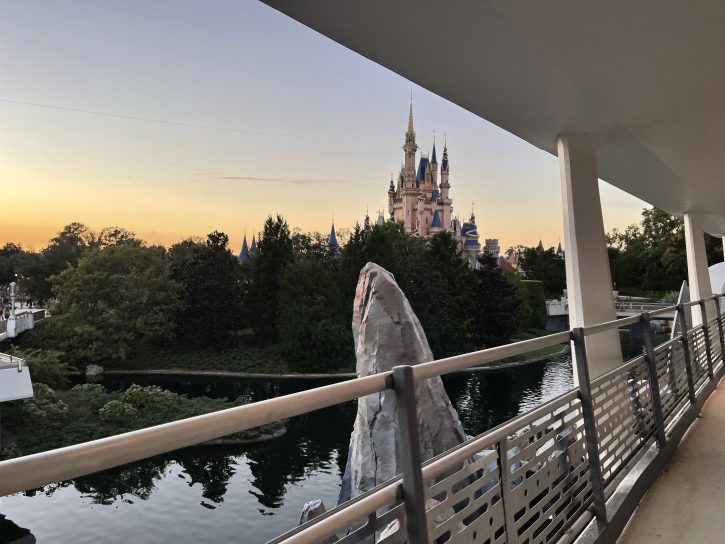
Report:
546,297,677,331
0,310,47,342
0,282,47,342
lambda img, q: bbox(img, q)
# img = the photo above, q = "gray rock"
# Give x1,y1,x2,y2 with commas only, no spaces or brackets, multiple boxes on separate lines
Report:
339,263,466,504
298,499,336,544
85,364,104,382
298,499,326,525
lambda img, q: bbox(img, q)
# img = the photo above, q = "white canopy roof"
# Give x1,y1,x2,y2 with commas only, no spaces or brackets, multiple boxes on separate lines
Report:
263,0,725,235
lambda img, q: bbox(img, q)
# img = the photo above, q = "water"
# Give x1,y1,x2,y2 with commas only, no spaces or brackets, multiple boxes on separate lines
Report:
0,355,572,544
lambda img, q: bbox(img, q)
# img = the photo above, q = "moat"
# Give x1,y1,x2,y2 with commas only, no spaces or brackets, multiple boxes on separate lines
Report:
0,355,573,544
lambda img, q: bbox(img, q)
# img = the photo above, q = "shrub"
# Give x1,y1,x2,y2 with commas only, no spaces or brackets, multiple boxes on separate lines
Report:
121,384,177,412
22,383,69,428
98,401,138,427
11,348,71,389
68,383,108,411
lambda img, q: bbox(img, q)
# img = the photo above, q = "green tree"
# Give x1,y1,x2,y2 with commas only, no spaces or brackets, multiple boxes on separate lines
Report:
518,247,566,297
250,215,294,344
170,231,245,346
472,255,522,347
32,245,182,362
277,259,352,371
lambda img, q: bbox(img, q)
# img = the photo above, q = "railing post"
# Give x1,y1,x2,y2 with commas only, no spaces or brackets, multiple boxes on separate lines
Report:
571,328,607,524
714,296,725,364
641,313,667,447
392,365,430,544
698,300,715,380
677,304,698,405
497,437,518,544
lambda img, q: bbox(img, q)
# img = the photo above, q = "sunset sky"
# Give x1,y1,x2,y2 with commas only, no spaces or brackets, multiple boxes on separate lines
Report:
0,0,648,253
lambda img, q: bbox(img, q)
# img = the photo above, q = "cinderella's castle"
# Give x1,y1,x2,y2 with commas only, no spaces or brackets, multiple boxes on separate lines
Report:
386,100,483,268
240,101,497,269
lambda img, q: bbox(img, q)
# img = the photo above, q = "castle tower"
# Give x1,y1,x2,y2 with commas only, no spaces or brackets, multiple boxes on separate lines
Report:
388,175,395,218
440,141,452,229
430,139,438,187
402,97,418,231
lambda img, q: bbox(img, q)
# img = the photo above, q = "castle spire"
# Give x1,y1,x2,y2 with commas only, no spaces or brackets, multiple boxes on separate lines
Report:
407,91,414,135
238,233,250,262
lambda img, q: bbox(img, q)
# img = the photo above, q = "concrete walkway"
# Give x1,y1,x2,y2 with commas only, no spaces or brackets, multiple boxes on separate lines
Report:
619,382,725,543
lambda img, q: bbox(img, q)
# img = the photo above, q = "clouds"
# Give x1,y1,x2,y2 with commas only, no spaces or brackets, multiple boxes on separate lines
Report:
191,170,350,186
219,175,350,185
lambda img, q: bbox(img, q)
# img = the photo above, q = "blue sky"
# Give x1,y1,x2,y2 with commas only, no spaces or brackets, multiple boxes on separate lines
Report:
0,0,647,251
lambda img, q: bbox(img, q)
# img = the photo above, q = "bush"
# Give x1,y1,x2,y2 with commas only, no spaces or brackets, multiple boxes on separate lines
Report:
120,384,177,411
98,401,138,427
22,383,69,428
11,348,71,389
68,383,108,411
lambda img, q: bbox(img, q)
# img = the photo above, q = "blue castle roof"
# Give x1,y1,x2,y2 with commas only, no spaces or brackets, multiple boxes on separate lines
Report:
250,235,257,253
328,223,341,257
431,142,437,164
328,223,339,248
416,156,429,182
238,235,250,262
461,222,478,237
431,210,442,229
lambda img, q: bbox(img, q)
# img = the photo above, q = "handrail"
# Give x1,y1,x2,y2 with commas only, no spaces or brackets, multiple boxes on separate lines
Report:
0,371,392,496
0,294,723,544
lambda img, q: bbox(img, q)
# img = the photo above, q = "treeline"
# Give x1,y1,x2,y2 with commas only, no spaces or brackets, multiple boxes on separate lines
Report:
3,218,540,372
606,208,723,294
510,207,724,299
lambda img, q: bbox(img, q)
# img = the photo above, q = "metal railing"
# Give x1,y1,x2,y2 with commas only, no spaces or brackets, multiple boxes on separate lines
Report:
0,296,723,544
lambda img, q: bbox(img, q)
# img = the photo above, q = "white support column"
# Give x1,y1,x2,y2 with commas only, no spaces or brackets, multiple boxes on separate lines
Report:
684,212,713,325
558,135,622,382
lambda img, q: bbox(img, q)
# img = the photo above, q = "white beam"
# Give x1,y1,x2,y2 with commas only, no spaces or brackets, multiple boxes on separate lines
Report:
558,135,622,382
684,212,714,325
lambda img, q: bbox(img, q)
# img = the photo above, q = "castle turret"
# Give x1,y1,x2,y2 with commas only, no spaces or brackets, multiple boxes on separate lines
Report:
388,175,395,218
328,222,341,258
430,140,438,186
402,97,418,232
238,234,250,262
250,234,257,254
440,141,452,228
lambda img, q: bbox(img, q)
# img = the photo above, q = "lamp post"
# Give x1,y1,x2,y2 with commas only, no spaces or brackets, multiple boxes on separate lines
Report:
9,281,17,320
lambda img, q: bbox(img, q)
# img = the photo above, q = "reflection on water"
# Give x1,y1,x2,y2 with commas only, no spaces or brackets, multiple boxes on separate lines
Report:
0,355,572,544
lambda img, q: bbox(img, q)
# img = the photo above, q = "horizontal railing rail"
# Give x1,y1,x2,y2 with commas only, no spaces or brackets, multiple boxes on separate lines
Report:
0,294,722,544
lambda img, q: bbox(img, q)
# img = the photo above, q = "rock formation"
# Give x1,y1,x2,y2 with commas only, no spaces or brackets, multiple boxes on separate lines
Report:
339,262,466,504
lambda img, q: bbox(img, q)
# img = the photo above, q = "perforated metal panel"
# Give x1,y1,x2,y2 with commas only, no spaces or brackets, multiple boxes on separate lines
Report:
590,356,654,486
653,338,689,426
689,326,709,388
420,391,590,544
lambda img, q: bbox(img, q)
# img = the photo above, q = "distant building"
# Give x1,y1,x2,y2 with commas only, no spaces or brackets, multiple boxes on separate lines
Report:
483,238,501,257
238,233,257,263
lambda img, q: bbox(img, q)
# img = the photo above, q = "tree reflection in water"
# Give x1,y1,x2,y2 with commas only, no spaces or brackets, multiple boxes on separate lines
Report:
9,363,570,526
